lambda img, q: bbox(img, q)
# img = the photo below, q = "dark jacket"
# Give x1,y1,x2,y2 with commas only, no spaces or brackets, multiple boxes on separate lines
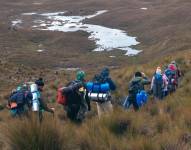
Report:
128,77,150,101
64,80,90,122
39,92,54,113
104,77,116,91
99,68,117,91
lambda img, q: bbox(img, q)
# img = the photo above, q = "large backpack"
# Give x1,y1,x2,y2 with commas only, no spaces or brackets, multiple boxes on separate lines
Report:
136,90,148,107
87,74,111,102
165,69,177,92
86,82,110,93
9,90,32,109
165,69,176,79
128,80,142,96
154,73,163,86
62,81,84,106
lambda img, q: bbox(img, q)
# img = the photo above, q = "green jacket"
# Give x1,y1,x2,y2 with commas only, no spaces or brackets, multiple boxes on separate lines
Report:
128,77,150,100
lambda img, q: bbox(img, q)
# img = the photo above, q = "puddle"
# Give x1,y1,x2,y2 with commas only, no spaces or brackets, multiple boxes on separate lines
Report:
14,10,141,56
65,68,80,71
12,19,22,26
33,2,42,5
109,56,116,58
22,12,37,15
37,49,45,52
55,67,80,72
140,8,148,10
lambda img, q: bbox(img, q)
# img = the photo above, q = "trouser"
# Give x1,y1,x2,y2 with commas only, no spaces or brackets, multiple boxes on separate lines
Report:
128,100,139,111
10,106,26,117
153,85,163,100
67,106,86,123
96,101,113,118
124,96,139,111
67,105,80,121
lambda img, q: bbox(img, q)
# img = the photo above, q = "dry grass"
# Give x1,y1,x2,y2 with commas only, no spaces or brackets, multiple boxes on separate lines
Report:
0,51,189,150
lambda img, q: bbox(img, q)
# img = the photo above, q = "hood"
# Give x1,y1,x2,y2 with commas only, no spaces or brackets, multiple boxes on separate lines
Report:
100,68,109,78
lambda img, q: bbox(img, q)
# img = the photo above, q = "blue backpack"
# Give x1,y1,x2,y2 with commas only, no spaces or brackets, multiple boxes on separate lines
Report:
154,73,163,86
136,90,148,107
86,82,110,93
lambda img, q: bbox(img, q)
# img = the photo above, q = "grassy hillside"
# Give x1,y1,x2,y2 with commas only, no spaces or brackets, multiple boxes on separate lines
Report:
0,0,191,149
0,50,190,150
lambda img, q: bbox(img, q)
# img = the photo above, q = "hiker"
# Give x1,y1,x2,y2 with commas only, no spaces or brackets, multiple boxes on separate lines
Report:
8,83,33,117
165,61,180,93
151,67,168,100
87,68,116,118
170,60,182,82
31,78,54,121
124,71,150,111
62,71,90,123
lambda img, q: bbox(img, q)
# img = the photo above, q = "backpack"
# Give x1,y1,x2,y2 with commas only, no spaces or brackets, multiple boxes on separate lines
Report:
165,69,177,92
154,73,163,86
165,69,176,79
86,82,110,93
9,84,33,109
136,90,148,107
128,80,142,96
62,81,84,107
57,87,67,105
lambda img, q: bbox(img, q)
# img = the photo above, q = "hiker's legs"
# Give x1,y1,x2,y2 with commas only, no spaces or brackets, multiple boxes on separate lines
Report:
123,96,132,109
39,111,43,122
76,98,89,121
67,105,79,121
132,100,139,111
96,101,113,118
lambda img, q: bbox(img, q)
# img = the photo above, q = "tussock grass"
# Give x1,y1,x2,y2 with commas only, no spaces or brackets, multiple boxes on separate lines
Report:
2,51,191,150
6,115,65,150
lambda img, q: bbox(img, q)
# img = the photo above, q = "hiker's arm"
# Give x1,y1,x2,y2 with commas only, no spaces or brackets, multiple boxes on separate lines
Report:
142,78,151,85
107,78,116,91
151,77,154,89
85,92,91,111
39,98,54,113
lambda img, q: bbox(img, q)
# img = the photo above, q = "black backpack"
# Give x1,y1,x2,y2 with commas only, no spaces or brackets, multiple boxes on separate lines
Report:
64,81,83,107
128,80,142,96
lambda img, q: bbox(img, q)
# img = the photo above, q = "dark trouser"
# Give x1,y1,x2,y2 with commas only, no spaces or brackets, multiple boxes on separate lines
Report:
67,105,81,122
163,90,168,97
124,95,139,111
153,85,163,100
10,106,26,117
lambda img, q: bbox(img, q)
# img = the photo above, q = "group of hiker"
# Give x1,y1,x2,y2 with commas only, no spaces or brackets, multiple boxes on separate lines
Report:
8,78,54,121
123,60,181,111
6,60,181,122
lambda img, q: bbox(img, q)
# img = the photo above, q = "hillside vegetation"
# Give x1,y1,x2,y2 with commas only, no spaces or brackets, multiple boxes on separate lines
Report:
0,0,191,149
0,50,190,150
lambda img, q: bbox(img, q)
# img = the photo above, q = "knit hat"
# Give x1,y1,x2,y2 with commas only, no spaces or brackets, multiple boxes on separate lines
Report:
76,71,86,81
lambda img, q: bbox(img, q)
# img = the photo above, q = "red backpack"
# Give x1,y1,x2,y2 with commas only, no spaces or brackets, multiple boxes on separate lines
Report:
57,87,67,105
